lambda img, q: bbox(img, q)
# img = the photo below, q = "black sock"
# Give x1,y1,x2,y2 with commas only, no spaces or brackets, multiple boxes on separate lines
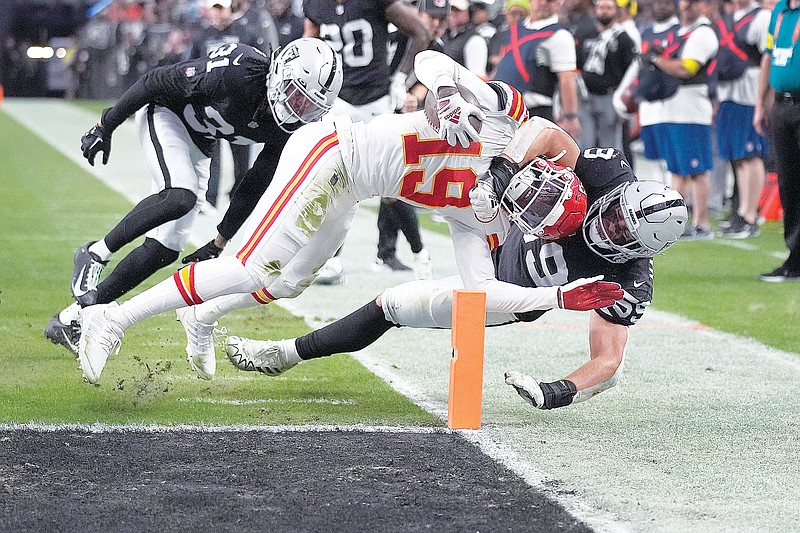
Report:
104,188,195,251
95,238,179,304
295,300,396,360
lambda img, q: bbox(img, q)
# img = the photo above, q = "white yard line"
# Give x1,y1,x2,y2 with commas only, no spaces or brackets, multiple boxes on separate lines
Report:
6,99,800,533
0,422,448,433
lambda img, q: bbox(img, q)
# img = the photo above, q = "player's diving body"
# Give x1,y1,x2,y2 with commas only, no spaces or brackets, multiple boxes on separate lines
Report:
225,148,689,410
46,40,343,370
74,50,623,384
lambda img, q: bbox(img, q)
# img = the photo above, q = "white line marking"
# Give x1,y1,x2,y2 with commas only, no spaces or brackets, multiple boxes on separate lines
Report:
176,397,356,405
0,423,448,434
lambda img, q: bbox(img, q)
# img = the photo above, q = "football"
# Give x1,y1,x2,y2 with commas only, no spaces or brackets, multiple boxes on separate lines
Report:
423,83,483,134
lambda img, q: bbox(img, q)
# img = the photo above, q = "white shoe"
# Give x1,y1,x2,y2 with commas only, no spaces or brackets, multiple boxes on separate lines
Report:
176,306,217,380
225,336,298,376
315,256,345,285
78,303,123,384
412,249,432,280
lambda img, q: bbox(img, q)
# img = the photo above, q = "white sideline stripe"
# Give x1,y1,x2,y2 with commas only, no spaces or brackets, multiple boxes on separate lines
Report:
712,238,787,260
0,423,447,434
458,431,634,533
176,397,356,405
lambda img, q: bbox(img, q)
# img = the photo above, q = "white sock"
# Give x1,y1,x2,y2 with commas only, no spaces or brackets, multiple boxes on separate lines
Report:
112,256,260,330
194,293,262,324
89,239,113,262
282,339,302,364
59,302,81,324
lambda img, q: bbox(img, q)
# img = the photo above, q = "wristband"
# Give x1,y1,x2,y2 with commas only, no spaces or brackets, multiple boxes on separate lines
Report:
539,379,578,409
561,113,578,120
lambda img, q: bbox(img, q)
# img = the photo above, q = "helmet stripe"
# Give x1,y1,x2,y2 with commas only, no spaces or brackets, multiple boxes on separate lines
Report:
324,50,338,89
635,198,686,219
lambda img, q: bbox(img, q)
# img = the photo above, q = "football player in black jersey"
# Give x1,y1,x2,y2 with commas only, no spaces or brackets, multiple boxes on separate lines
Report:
222,148,688,411
45,39,343,375
304,0,434,283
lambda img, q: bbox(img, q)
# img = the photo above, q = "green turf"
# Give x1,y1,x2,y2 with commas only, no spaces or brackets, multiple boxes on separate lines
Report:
0,109,439,426
652,222,799,353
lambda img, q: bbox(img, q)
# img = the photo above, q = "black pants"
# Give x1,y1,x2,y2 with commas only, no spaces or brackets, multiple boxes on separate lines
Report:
771,98,800,269
377,198,424,261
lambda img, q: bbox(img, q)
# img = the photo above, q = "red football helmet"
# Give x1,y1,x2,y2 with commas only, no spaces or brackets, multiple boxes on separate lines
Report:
500,157,588,240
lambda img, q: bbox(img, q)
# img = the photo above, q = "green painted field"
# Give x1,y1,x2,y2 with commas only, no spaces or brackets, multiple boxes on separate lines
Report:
0,109,437,426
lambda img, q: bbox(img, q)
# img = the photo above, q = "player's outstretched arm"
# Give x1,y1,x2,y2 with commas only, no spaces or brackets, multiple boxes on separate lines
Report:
80,62,196,165
505,313,629,410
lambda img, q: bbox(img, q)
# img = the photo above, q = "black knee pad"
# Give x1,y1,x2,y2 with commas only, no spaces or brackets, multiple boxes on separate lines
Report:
142,237,180,266
159,187,197,219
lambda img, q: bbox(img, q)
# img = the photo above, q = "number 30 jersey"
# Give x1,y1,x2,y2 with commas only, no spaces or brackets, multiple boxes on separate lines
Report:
304,0,396,105
495,148,654,327
100,44,290,156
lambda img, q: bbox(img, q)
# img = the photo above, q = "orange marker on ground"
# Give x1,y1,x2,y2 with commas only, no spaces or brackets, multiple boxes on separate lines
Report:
448,290,486,430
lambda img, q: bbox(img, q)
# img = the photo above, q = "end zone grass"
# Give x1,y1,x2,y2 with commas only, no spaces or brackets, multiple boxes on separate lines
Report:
0,109,439,426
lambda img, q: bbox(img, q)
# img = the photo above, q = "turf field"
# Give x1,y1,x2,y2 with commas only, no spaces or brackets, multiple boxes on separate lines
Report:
1,99,799,532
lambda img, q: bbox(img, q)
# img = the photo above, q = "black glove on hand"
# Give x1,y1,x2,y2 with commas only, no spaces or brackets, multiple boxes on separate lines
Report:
182,240,224,264
80,108,113,166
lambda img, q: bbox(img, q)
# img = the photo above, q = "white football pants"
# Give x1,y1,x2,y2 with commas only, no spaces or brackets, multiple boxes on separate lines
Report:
136,104,210,251
114,120,358,329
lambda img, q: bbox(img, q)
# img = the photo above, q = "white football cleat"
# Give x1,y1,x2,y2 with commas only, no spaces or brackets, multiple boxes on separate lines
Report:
226,336,298,376
78,303,124,384
176,306,217,380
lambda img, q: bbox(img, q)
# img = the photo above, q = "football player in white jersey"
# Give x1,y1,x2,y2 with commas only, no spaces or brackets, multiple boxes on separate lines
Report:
74,50,624,384
223,151,689,411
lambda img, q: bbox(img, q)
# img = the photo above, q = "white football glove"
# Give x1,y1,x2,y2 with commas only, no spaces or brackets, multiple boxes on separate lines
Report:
505,371,546,409
469,180,499,223
436,89,486,148
390,72,408,112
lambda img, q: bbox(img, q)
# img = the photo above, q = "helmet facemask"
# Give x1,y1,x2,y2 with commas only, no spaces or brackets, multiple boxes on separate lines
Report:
267,38,342,132
500,157,587,240
583,180,688,263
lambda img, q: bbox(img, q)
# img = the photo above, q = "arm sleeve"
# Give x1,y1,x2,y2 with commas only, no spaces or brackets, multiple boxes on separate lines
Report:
545,29,577,72
681,25,719,64
101,62,199,132
447,219,560,313
414,50,500,110
462,35,488,78
500,116,572,164
216,140,283,239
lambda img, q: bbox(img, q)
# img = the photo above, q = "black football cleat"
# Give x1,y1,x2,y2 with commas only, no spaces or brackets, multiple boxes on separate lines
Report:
45,313,80,356
71,241,108,299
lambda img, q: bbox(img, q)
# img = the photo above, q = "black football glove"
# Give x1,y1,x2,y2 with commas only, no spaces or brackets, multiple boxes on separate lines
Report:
181,240,224,264
80,108,113,166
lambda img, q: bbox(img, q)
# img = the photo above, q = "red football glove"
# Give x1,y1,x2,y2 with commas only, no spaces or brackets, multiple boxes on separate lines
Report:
557,276,624,311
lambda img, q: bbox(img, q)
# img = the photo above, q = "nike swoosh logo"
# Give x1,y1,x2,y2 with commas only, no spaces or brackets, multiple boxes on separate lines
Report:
232,53,243,66
633,280,646,288
72,265,88,296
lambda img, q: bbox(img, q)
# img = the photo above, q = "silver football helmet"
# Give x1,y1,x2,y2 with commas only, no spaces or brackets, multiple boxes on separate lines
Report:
583,180,688,263
500,157,588,240
268,38,343,132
